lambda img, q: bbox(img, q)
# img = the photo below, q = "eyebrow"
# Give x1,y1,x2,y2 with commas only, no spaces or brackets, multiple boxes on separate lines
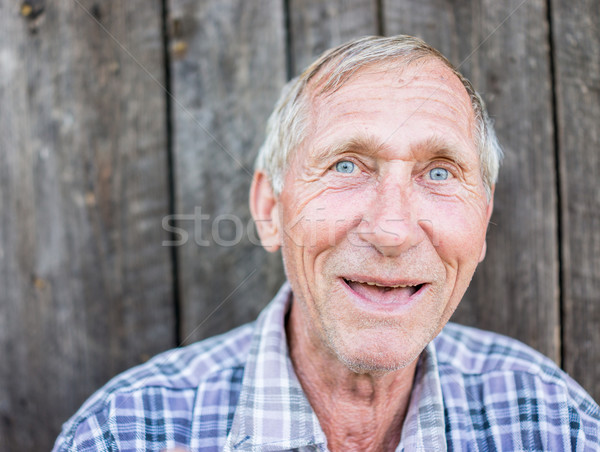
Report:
311,135,387,163
412,136,471,169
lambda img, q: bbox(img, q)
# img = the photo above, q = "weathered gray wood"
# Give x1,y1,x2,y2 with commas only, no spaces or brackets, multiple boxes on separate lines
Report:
0,1,175,450
289,0,379,76
168,0,287,344
384,0,560,362
551,0,600,401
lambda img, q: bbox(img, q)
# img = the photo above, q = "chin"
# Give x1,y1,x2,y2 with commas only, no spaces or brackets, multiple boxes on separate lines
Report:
325,329,429,374
337,354,417,375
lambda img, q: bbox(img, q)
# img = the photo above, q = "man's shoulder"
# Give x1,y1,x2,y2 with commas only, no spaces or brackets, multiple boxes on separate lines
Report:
435,322,560,378
435,322,600,422
104,320,254,393
53,322,255,451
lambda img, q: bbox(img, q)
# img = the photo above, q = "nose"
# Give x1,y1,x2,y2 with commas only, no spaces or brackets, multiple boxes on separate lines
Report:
353,176,424,257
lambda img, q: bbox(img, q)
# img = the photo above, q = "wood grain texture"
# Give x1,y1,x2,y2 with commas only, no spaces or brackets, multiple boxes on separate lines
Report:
384,0,560,361
0,1,175,449
288,0,378,76
168,0,287,344
551,0,600,401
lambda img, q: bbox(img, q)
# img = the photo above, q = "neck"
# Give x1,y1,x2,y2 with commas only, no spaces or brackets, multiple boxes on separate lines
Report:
287,301,418,452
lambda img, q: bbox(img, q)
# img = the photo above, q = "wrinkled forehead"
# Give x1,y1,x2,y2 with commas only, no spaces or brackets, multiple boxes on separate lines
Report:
307,56,473,110
299,59,478,154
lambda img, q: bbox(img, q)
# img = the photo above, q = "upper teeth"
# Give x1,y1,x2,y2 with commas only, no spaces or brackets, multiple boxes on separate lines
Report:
350,279,411,288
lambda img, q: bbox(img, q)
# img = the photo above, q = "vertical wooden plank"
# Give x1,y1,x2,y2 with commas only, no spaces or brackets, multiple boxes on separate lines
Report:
551,0,600,401
384,0,560,361
168,0,287,343
0,1,175,450
288,0,379,76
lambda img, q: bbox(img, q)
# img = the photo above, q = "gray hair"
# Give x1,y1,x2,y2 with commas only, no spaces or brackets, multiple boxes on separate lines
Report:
255,35,502,198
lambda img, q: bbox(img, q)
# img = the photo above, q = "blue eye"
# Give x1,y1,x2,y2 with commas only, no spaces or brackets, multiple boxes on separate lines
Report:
335,160,355,173
429,167,449,181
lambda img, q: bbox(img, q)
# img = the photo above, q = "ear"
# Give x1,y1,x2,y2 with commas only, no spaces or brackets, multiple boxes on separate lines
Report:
479,186,495,263
250,171,281,252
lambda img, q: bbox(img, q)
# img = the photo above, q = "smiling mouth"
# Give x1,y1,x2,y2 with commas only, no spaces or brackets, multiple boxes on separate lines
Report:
342,278,424,305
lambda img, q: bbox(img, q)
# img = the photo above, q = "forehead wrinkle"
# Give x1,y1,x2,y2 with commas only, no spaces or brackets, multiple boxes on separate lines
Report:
411,94,473,119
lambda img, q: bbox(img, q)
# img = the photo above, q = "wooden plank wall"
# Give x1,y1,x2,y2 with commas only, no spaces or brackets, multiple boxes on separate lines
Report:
0,0,598,450
551,0,600,404
168,0,287,344
0,1,176,450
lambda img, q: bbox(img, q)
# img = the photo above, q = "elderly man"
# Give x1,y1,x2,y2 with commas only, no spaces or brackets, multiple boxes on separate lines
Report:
54,35,599,451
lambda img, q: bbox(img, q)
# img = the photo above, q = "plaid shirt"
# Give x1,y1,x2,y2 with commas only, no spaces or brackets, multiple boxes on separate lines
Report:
54,283,600,451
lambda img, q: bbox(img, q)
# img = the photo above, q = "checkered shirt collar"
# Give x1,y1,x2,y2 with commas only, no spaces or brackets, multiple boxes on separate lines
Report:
225,282,446,451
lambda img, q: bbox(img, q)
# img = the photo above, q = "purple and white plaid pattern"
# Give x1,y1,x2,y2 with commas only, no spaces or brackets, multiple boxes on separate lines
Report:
53,283,600,451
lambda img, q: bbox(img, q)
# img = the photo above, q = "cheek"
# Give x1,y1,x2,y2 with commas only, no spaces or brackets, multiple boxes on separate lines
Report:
420,198,489,266
289,187,367,247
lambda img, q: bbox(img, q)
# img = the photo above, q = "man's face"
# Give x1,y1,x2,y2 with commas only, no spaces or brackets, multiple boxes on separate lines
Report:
262,60,493,372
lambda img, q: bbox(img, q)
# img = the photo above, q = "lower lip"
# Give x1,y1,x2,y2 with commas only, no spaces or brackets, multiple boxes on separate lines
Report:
339,278,427,313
